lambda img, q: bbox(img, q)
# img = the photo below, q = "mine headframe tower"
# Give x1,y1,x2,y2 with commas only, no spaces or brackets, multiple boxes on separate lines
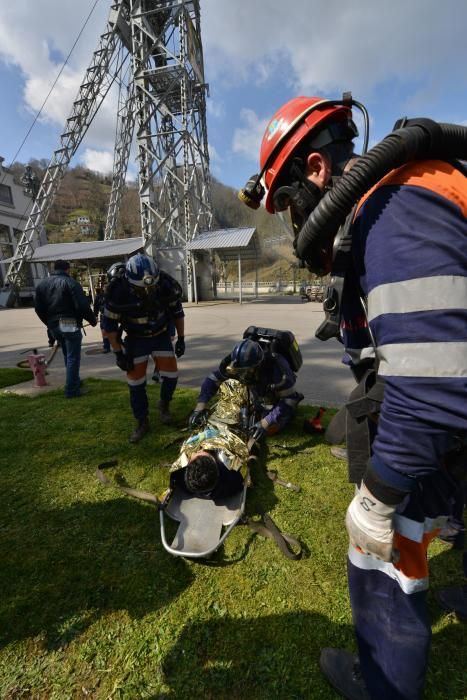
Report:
0,0,212,307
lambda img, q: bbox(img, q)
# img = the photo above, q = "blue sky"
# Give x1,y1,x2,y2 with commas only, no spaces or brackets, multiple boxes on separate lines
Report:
1,0,466,191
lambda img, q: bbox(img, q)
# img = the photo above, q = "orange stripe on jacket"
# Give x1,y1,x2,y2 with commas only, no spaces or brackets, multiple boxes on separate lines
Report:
393,529,441,581
355,160,467,217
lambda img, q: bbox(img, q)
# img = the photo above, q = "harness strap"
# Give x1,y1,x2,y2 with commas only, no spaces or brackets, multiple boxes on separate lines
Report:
96,461,160,507
243,508,302,560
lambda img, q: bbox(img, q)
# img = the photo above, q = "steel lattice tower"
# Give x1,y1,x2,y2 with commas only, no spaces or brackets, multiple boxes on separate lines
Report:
1,0,212,306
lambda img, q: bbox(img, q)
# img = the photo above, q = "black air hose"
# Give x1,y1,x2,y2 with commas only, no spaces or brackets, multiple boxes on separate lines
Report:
296,121,467,263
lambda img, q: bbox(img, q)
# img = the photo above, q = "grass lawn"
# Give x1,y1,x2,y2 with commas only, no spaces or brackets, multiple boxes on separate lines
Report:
0,367,33,389
0,377,466,699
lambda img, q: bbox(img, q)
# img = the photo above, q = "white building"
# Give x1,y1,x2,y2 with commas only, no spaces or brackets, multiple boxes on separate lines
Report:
0,158,46,302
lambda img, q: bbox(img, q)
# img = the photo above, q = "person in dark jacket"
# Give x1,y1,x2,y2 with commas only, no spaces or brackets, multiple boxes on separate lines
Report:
34,260,97,397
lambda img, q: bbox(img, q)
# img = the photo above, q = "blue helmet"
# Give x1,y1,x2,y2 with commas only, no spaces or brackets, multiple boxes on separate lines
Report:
229,339,264,383
126,253,159,288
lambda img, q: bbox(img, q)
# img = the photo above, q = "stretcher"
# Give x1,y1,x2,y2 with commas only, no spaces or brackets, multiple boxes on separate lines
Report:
97,380,301,561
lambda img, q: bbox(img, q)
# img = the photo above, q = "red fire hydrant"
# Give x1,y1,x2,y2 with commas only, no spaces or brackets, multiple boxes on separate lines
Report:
27,349,48,387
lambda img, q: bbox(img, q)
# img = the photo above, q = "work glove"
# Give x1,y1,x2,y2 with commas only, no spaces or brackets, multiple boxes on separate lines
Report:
115,350,134,373
174,336,185,358
189,408,208,428
251,421,267,442
345,481,397,563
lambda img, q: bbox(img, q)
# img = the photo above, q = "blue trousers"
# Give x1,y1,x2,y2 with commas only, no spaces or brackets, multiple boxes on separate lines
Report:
125,332,178,421
348,470,458,699
49,324,82,398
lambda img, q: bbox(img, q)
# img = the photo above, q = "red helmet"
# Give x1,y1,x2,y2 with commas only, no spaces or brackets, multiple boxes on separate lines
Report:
260,97,353,213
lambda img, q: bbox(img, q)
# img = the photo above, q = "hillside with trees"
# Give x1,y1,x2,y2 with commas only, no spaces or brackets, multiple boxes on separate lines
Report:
10,160,314,283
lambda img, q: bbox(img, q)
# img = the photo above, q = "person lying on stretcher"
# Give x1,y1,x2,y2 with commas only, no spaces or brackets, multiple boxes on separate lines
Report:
166,380,251,501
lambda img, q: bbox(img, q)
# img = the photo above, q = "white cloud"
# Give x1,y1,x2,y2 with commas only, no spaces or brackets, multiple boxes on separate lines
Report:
0,1,111,134
80,148,114,174
202,0,467,99
208,144,221,162
232,109,268,161
207,99,225,119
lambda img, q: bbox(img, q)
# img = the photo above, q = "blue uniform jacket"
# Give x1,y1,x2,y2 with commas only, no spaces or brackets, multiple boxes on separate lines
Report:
102,271,184,337
342,160,467,493
199,352,301,427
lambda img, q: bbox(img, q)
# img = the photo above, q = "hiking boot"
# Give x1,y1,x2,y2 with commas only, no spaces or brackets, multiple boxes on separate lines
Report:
436,585,467,622
158,400,172,425
129,417,150,443
320,648,370,700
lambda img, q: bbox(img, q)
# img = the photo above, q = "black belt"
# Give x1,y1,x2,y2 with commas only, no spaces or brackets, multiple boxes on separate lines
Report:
128,326,167,338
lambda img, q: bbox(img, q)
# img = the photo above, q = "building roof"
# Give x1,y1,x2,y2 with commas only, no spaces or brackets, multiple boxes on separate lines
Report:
185,227,256,250
4,237,144,263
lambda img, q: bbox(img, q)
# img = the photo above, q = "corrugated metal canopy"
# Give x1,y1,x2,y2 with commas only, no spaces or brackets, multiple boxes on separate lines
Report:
2,237,144,263
186,227,257,250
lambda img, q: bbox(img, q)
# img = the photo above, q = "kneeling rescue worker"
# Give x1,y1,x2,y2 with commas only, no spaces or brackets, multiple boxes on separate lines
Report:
189,330,303,440
239,94,467,699
102,253,185,443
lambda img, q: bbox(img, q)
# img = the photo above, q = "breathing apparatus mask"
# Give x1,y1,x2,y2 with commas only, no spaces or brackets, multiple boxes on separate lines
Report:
238,95,366,275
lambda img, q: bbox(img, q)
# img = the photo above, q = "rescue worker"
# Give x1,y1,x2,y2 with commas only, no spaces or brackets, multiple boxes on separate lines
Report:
189,338,303,439
241,96,467,699
34,259,97,398
102,253,185,443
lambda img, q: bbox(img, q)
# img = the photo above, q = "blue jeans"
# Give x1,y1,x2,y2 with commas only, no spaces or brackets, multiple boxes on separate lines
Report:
49,324,83,397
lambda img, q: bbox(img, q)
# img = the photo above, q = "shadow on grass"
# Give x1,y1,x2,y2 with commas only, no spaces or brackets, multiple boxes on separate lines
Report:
162,610,354,699
426,544,467,699
0,497,194,651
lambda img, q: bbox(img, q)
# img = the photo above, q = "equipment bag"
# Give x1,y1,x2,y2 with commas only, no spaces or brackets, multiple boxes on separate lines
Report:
243,325,303,372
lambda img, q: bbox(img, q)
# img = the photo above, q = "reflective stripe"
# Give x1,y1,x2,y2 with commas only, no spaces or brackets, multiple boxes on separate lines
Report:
152,350,175,358
127,376,146,387
394,513,449,543
368,276,467,321
104,309,120,320
159,370,178,379
377,342,467,377
348,545,429,594
133,354,150,364
345,346,376,363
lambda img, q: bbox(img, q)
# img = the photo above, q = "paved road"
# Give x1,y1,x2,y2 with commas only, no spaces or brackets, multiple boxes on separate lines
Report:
0,297,354,406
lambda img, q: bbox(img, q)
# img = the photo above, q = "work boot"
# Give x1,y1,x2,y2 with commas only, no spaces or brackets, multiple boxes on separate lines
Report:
158,400,172,425
320,648,370,700
129,417,150,443
436,585,467,622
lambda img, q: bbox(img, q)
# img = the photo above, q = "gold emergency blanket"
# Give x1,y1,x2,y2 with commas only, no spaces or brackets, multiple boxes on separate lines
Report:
170,380,250,477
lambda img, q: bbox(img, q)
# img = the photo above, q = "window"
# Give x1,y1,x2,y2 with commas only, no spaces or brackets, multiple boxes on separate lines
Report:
0,184,13,205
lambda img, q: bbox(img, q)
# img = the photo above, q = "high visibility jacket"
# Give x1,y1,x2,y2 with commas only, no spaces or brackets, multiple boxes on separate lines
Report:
342,160,467,492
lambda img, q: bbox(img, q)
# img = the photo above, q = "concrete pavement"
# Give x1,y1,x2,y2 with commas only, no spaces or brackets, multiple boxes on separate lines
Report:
0,297,354,406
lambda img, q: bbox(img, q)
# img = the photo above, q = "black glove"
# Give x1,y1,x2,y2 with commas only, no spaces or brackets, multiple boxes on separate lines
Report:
251,421,267,441
189,408,208,428
115,350,134,372
175,336,185,358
